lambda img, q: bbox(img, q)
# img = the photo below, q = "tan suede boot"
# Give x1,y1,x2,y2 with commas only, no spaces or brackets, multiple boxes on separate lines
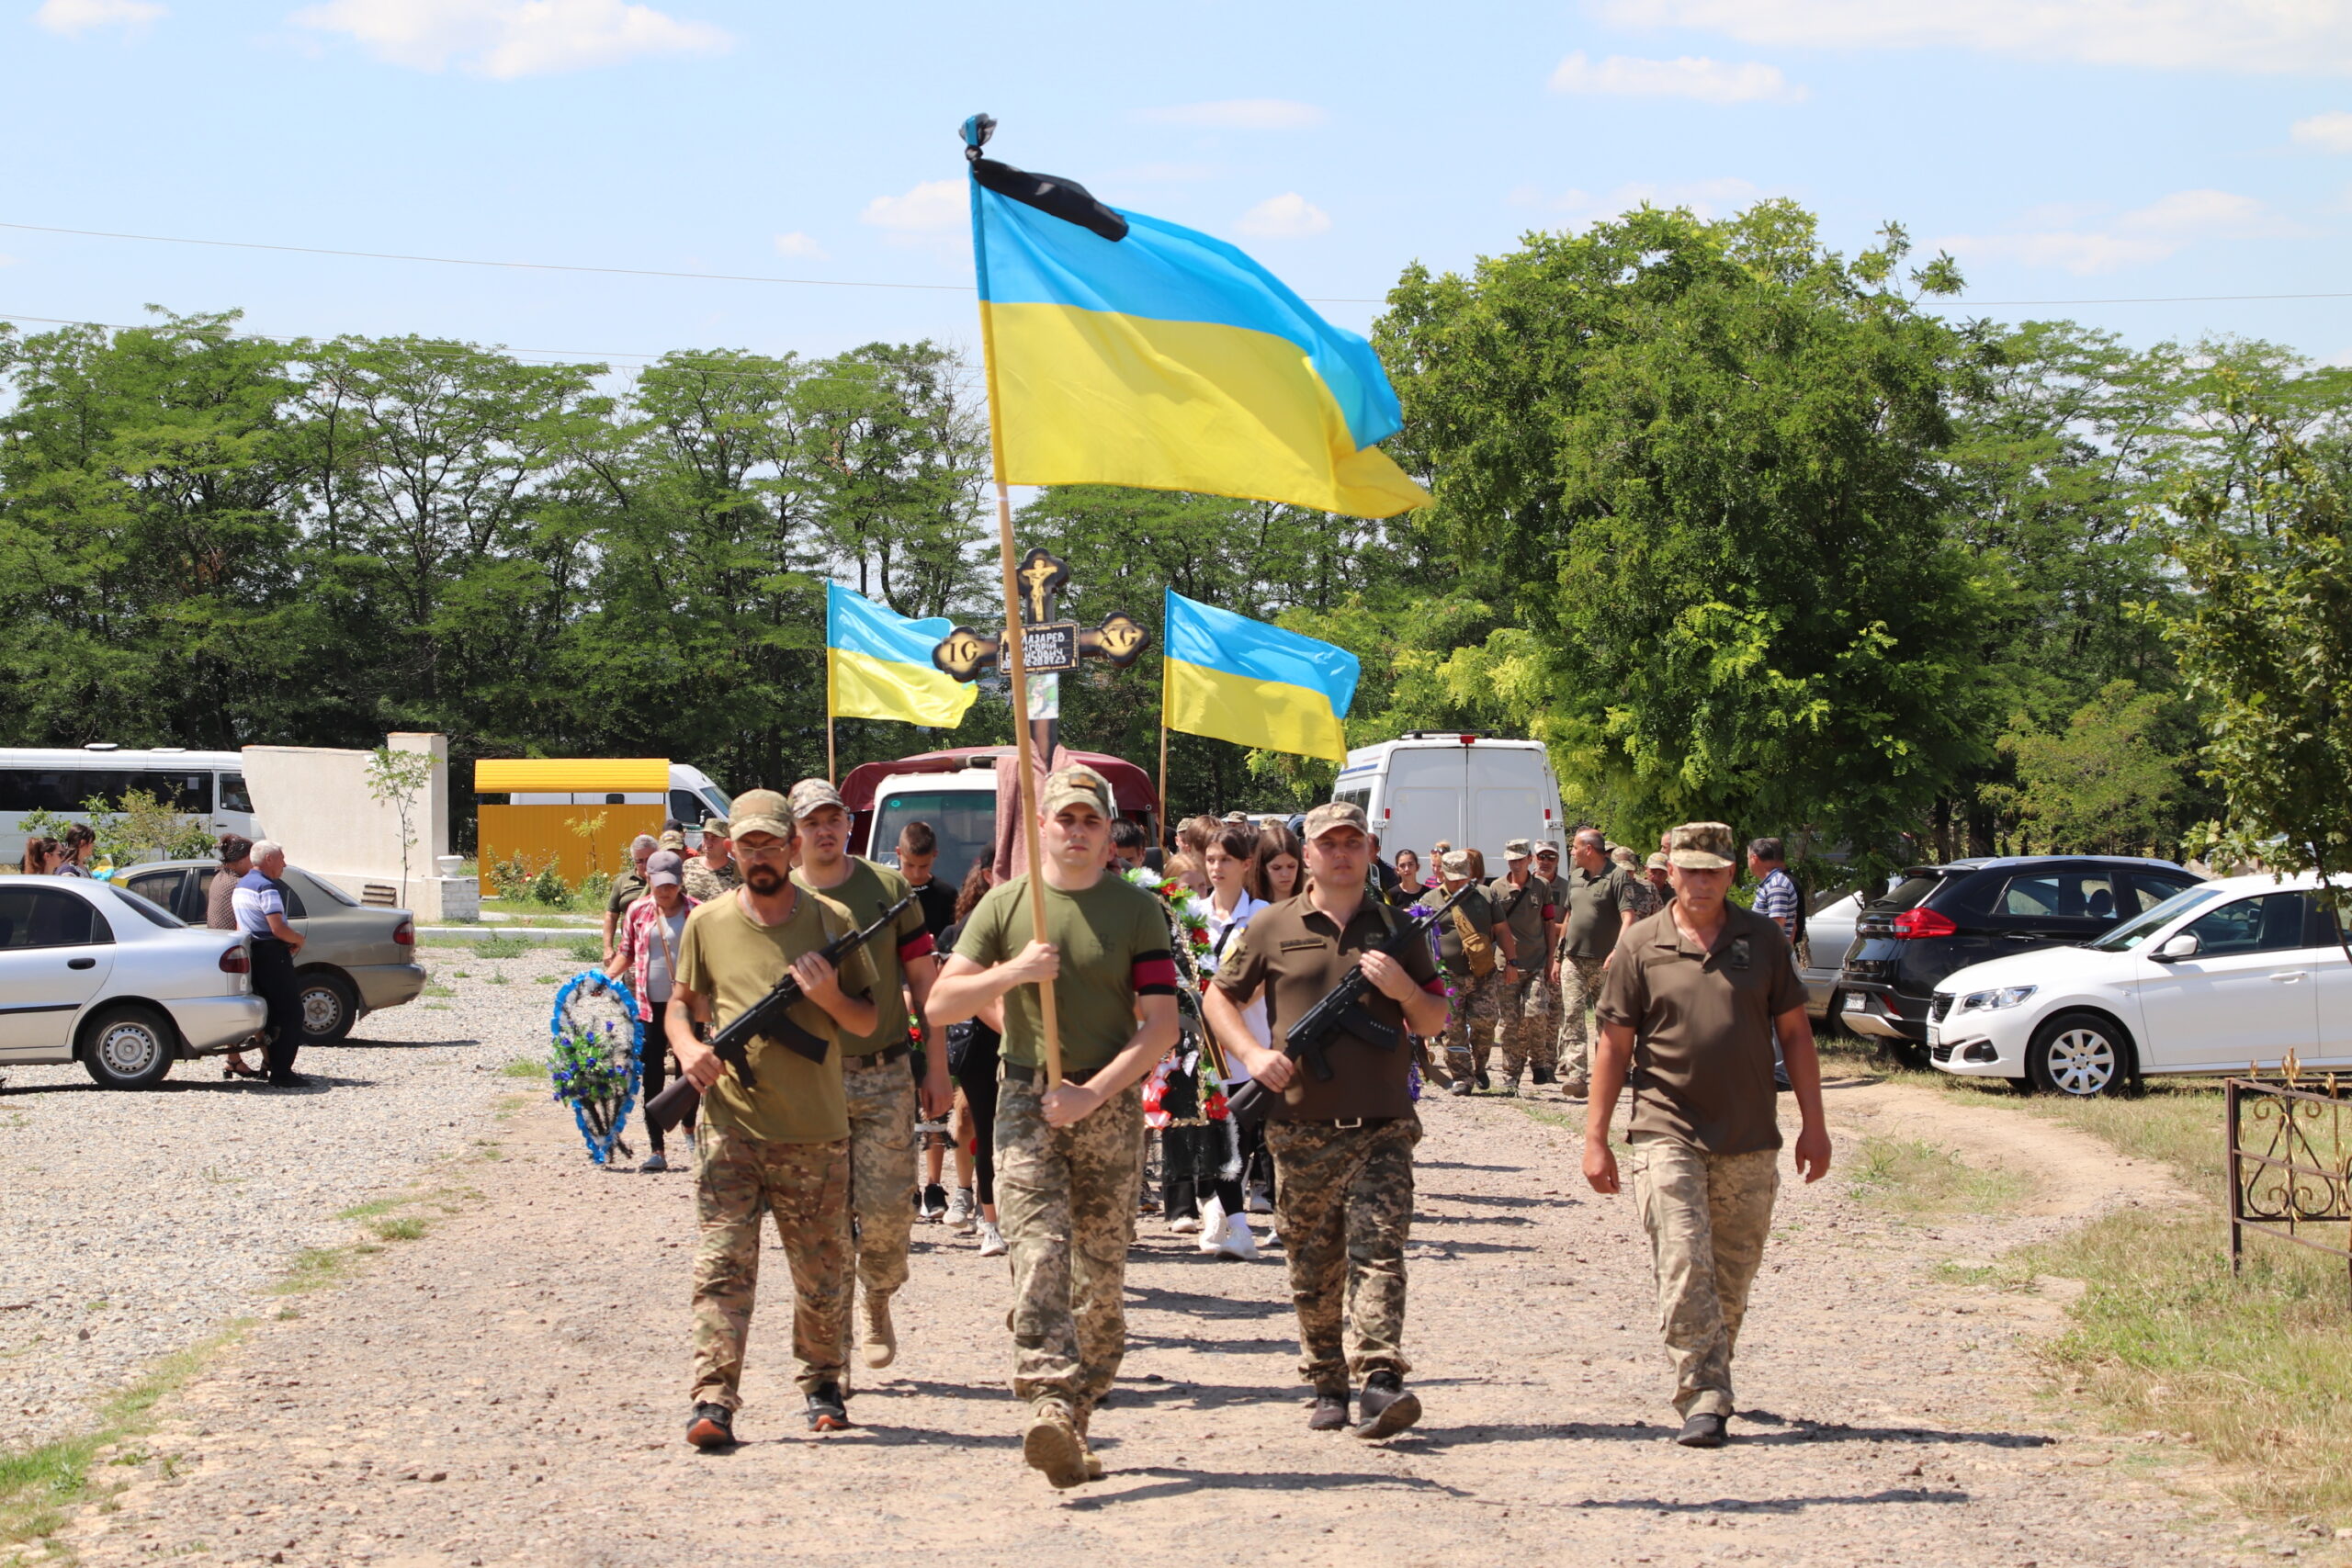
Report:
860,1290,897,1370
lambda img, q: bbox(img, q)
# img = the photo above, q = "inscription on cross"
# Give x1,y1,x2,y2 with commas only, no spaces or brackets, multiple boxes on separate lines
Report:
931,547,1150,683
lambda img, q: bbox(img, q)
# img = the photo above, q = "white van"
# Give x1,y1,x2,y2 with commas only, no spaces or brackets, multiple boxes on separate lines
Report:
509,762,733,832
0,746,257,865
1330,735,1567,869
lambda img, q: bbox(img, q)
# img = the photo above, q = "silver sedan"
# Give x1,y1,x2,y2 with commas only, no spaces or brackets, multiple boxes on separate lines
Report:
0,874,266,1089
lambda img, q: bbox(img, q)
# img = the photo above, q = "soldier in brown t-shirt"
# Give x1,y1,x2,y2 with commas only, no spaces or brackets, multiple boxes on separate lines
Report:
1205,802,1452,1441
1585,822,1831,1450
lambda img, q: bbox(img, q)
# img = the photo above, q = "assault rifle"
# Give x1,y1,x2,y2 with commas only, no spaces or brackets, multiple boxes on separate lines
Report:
643,892,916,1135
1227,885,1466,1128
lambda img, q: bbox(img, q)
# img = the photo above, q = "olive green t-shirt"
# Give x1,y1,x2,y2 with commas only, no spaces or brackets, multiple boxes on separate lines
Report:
953,874,1175,1073
606,867,648,917
792,857,930,1058
674,887,876,1145
1562,863,1633,959
1485,874,1549,965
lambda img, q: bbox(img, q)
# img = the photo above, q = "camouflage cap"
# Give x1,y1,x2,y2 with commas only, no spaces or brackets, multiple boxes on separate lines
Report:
702,816,729,838
658,829,687,852
1302,800,1370,840
787,778,847,820
1039,764,1113,818
1667,821,1738,871
1440,848,1476,879
1534,841,1561,859
729,788,793,842
1503,836,1532,861
1645,852,1670,872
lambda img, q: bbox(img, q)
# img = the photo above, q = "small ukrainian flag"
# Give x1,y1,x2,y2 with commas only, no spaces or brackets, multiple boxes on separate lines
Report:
826,583,977,730
966,118,1430,520
1161,590,1359,762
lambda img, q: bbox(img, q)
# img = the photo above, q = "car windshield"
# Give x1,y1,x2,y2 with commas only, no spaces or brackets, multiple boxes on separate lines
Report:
2084,884,2227,951
869,788,998,885
109,882,186,929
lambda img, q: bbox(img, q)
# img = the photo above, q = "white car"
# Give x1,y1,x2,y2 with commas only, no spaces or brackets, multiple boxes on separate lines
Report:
0,874,267,1089
1928,871,2349,1097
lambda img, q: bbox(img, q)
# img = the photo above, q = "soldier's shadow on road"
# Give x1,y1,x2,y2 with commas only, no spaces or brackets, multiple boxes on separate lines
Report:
1066,1466,1473,1508
1413,1211,1538,1227
1,1075,375,1096
1569,1487,1972,1511
1124,1283,1293,1320
1405,1416,2052,1450
1418,1160,1519,1173
1419,1190,1566,1210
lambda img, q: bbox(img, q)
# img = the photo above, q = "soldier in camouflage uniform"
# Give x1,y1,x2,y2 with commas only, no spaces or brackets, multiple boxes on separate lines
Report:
1613,844,1662,921
928,766,1181,1488
1485,838,1559,1094
1583,822,1831,1448
1434,850,1503,1092
1555,829,1638,1097
1207,802,1452,1438
667,789,878,1445
681,816,742,904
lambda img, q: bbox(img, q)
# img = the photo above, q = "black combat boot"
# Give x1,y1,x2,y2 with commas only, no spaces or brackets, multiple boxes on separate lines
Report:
1676,1412,1727,1448
1308,1389,1351,1431
1352,1371,1421,1439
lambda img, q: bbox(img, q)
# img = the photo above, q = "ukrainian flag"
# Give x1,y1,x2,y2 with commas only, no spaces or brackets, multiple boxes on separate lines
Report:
967,135,1430,520
1162,590,1359,762
826,583,976,729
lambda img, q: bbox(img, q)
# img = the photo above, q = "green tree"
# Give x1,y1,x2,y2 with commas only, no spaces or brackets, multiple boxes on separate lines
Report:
1989,681,2200,857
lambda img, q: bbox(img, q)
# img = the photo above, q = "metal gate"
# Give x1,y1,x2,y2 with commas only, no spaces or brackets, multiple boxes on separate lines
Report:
2227,1064,2352,1301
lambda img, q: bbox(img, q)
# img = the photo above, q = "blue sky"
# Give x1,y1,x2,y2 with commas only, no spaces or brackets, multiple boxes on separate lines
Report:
6,0,2352,371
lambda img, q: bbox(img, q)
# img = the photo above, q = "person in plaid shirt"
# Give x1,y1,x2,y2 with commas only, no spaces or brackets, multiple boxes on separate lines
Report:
609,850,702,1170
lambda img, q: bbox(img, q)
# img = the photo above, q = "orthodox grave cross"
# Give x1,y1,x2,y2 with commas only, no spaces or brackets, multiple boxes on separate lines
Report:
932,547,1150,683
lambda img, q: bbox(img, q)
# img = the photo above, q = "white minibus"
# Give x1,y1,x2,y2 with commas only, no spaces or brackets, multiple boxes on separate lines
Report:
0,746,258,865
1330,734,1568,870
507,762,733,831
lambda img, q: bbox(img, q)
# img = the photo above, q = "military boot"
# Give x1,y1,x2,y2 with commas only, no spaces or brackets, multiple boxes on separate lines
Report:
1023,1401,1090,1488
861,1290,898,1370
1308,1387,1351,1431
1352,1371,1421,1439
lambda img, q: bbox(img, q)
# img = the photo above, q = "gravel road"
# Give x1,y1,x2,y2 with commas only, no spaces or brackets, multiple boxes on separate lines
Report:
41,1041,2304,1568
0,949,570,1450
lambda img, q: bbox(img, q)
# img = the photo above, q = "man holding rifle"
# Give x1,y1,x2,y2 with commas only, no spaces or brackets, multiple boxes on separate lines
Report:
928,765,1180,1489
668,789,879,1445
1204,802,1452,1438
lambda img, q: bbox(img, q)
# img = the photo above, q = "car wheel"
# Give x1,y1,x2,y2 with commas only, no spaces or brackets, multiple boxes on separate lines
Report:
2028,1010,2130,1098
299,971,358,1045
81,1004,177,1089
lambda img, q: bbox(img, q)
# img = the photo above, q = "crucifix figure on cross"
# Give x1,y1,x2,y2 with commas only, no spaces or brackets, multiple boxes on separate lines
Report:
931,547,1150,761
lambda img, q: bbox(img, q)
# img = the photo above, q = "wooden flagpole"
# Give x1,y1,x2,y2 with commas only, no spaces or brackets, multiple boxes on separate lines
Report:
993,480,1063,1086
1157,719,1169,847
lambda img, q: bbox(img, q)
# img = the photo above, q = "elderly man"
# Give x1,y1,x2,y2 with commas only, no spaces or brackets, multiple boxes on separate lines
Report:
1555,828,1638,1100
604,833,659,964
232,840,309,1088
1584,822,1830,1448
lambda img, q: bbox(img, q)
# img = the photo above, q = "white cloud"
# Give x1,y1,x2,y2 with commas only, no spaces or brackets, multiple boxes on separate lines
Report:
772,231,826,259
859,179,964,232
1548,50,1804,103
1510,175,1770,220
1598,0,2352,75
1937,187,2279,275
1136,98,1326,130
2292,110,2352,151
288,0,729,78
1235,192,1331,239
34,0,165,36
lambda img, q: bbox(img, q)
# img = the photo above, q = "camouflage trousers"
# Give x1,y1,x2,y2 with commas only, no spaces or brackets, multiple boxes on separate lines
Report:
1442,970,1503,1082
1496,970,1557,1084
691,1122,853,1407
1555,954,1611,1091
1630,1139,1780,1418
1266,1115,1421,1393
843,1054,918,1300
995,1072,1145,1417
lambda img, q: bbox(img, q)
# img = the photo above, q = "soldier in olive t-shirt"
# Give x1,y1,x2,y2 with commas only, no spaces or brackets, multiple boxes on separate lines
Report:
953,874,1173,1072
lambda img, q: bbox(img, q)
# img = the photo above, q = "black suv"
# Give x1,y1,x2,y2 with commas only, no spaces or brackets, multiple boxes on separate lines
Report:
1838,855,2204,1060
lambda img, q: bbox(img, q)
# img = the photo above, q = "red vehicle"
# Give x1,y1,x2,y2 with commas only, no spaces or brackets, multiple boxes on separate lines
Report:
842,746,1159,879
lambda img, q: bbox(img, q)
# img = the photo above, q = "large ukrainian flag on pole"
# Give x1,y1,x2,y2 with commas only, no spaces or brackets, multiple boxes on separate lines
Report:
826,583,976,728
1162,591,1359,762
964,117,1430,520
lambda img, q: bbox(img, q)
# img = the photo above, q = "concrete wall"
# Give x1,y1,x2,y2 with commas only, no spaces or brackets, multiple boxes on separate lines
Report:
242,734,462,919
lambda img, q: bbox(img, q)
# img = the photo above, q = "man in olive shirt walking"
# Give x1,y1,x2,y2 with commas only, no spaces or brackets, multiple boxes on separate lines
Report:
602,833,658,964
1555,828,1638,1099
929,766,1181,1488
1207,802,1452,1438
668,790,879,1444
787,779,947,1371
1584,822,1831,1448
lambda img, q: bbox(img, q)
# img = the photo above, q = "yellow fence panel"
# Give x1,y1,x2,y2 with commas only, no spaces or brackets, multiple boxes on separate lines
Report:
477,804,665,895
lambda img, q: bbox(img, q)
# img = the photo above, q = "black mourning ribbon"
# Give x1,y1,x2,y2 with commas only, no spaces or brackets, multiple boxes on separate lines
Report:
970,157,1128,243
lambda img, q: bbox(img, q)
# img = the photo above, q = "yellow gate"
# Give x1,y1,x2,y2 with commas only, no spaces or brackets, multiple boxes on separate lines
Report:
474,759,670,897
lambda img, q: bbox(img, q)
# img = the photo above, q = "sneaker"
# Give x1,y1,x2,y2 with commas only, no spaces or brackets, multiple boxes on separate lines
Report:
1447,1077,1474,1097
1210,1212,1259,1261
1195,1195,1228,1255
1023,1402,1090,1489
1244,1181,1273,1214
921,1182,949,1223
944,1186,977,1233
1352,1371,1421,1439
1675,1412,1727,1448
1167,1213,1202,1235
640,1151,669,1173
861,1291,897,1370
806,1383,853,1432
1308,1391,1351,1431
977,1217,1008,1258
686,1402,736,1449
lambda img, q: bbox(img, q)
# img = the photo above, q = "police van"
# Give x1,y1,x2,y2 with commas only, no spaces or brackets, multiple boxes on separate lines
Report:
0,746,257,864
1329,735,1566,869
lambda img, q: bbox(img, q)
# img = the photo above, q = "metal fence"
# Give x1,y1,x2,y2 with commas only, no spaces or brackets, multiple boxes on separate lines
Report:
2227,1067,2352,1301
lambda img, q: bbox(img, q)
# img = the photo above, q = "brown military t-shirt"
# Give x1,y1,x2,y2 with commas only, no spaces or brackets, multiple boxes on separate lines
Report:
1214,891,1445,1122
1561,863,1632,959
1595,903,1804,1156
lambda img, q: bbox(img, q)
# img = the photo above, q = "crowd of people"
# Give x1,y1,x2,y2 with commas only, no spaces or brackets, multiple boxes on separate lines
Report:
590,777,1827,1477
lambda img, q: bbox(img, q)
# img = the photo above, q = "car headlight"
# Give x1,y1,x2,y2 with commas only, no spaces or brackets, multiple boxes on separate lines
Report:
1960,985,2037,1012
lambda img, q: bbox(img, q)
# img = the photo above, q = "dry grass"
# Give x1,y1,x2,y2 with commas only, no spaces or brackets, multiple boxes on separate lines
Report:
1848,1135,2032,1215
